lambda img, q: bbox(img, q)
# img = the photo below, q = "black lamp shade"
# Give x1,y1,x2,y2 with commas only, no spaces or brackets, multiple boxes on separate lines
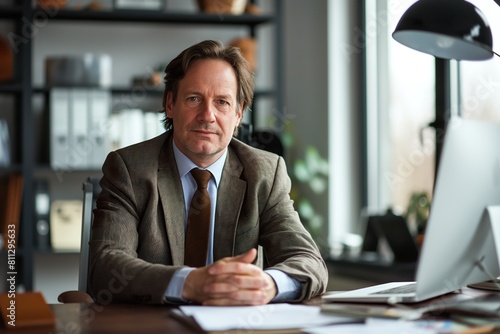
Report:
392,0,493,60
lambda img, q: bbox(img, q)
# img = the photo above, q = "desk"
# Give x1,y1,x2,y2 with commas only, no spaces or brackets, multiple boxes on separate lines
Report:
1,303,198,334
2,291,498,334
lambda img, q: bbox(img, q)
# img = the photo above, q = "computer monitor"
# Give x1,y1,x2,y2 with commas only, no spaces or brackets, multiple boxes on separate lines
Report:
415,118,500,301
323,118,500,304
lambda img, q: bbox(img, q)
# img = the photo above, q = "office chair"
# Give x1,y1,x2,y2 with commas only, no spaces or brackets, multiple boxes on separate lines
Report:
250,130,284,156
57,178,95,304
236,124,284,157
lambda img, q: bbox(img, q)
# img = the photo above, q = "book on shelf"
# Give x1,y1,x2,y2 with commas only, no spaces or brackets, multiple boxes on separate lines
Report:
0,173,23,251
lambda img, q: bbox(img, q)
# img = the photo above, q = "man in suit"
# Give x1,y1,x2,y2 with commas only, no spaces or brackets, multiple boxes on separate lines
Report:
89,40,328,305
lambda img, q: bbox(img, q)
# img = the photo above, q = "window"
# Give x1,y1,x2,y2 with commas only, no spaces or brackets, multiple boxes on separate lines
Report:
460,1,500,124
365,0,500,235
365,0,435,233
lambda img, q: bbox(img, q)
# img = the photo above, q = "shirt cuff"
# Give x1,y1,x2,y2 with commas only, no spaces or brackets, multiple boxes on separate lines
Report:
265,269,302,302
164,267,195,303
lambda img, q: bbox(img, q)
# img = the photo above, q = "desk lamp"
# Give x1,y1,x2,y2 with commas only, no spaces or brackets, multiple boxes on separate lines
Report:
392,0,495,61
392,0,498,182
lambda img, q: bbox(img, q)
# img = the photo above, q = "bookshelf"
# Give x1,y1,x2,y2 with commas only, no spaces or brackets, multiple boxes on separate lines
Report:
0,0,283,292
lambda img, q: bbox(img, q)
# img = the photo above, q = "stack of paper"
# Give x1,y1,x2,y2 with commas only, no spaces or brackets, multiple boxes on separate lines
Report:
179,304,359,333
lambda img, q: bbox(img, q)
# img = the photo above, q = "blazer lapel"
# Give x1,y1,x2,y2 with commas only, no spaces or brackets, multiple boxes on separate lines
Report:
213,147,246,260
157,134,185,266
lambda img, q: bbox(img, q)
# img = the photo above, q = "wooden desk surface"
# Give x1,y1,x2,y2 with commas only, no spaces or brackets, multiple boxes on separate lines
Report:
2,291,496,333
0,303,199,334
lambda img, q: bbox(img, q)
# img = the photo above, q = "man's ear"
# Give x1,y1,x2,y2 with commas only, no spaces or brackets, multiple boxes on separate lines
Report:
235,103,244,126
165,92,173,118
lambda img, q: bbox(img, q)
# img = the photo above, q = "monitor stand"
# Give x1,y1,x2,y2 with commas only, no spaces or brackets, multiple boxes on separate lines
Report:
467,206,500,291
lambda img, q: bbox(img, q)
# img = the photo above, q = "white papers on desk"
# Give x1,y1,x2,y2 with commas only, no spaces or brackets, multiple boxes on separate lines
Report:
305,318,444,334
179,303,358,332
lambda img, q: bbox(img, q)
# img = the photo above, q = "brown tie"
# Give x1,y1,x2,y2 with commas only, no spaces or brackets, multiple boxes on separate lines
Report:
184,169,212,267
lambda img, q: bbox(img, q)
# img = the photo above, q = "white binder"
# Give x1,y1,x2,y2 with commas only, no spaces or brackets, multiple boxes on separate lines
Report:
144,111,164,140
50,89,70,169
89,89,111,168
119,109,145,148
69,89,89,168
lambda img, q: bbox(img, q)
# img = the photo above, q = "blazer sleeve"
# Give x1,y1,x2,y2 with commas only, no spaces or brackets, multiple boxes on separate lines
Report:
88,150,181,304
258,156,328,300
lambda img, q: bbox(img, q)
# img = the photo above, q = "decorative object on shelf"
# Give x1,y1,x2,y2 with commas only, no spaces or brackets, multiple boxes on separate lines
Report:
76,1,109,11
244,2,261,14
0,119,10,167
196,0,247,15
50,200,83,251
228,37,257,71
45,54,112,87
131,63,166,89
37,0,68,10
0,35,13,82
114,0,164,11
34,179,51,251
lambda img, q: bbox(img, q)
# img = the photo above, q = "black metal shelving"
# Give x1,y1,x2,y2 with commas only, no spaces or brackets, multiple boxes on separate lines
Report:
0,83,22,93
0,6,23,19
34,86,275,97
44,8,273,26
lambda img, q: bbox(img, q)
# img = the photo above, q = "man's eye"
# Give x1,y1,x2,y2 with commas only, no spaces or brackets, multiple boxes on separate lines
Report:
218,100,229,105
187,96,199,102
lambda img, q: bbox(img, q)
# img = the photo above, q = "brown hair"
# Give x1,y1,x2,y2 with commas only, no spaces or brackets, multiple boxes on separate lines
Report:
160,40,254,131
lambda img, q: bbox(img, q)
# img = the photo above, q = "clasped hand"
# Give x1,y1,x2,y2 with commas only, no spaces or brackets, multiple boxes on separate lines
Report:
182,248,277,305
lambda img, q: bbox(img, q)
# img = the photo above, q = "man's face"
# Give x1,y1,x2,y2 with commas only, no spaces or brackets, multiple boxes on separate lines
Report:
166,59,243,167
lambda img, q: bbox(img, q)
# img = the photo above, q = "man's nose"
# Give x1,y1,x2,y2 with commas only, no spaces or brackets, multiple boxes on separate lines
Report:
198,101,216,122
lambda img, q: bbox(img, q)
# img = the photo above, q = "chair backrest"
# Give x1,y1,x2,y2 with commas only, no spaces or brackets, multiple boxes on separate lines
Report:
78,178,94,292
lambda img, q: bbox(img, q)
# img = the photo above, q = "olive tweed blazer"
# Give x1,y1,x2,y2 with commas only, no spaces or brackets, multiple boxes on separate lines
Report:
89,131,328,304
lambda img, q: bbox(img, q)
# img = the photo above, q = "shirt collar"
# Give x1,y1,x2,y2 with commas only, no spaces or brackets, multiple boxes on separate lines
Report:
172,140,227,188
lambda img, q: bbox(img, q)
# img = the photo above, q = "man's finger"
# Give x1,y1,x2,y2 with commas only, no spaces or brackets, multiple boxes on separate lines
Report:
204,274,270,292
208,248,258,275
226,248,257,264
202,290,268,306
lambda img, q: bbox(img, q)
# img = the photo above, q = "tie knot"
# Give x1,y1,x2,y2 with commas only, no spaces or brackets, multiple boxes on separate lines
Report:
191,169,211,189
